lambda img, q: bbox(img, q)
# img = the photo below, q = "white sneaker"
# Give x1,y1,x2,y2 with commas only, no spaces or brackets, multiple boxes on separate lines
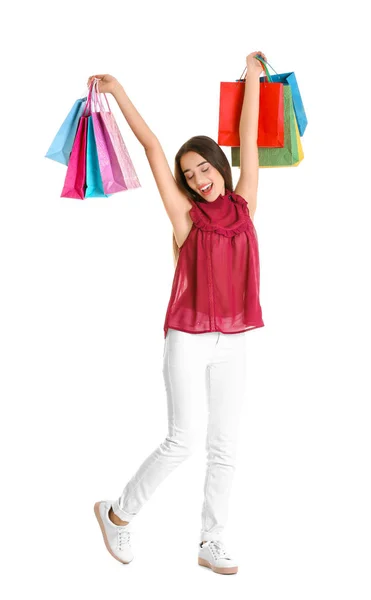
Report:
94,500,134,564
198,540,238,574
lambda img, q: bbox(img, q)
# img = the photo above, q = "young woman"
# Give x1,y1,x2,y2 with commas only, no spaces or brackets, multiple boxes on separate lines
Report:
91,50,267,575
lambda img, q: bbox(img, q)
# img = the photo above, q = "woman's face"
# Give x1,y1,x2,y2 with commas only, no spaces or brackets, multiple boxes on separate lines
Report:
180,151,225,201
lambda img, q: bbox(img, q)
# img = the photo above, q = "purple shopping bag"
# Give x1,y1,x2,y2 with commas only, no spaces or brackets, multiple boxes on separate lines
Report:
90,80,141,194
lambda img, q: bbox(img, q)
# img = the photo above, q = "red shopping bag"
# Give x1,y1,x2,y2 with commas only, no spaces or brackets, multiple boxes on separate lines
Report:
60,115,88,199
218,64,285,148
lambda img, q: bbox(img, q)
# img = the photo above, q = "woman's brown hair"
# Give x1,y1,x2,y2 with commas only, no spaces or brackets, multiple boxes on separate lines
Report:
172,135,233,268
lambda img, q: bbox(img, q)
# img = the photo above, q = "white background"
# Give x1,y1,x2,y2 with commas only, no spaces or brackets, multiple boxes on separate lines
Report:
1,0,370,598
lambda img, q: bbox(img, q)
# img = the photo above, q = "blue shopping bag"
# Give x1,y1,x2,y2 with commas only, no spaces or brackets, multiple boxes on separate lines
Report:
85,116,111,198
45,96,87,165
258,59,308,136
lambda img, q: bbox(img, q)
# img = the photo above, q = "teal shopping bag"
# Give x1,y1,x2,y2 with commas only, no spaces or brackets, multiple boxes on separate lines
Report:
257,58,307,136
45,96,87,165
85,116,111,198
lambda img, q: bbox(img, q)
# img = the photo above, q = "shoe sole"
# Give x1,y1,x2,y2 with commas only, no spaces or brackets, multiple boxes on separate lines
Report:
94,501,132,565
198,557,238,574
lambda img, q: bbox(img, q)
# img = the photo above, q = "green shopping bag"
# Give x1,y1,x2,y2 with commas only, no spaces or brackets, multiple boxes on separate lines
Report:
232,85,300,168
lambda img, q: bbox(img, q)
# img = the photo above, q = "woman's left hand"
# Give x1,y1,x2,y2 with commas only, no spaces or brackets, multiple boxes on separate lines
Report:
246,51,268,76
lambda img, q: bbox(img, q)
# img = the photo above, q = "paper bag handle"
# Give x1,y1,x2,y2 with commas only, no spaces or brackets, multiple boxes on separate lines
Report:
82,78,111,116
237,56,278,83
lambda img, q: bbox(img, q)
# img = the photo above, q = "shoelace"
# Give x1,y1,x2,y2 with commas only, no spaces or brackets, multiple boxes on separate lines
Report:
117,527,131,550
207,540,232,560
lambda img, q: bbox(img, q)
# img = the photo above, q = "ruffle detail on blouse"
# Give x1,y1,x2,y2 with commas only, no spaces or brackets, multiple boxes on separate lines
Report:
189,191,252,237
189,207,250,236
229,191,250,209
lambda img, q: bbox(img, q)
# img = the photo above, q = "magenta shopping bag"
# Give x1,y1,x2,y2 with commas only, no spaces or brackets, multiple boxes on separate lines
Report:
90,80,141,194
60,115,87,199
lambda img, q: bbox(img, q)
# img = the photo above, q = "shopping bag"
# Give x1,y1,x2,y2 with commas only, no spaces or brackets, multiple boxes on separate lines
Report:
45,96,87,165
92,81,141,191
257,57,307,136
259,110,303,168
85,116,112,198
295,117,304,164
218,62,284,147
60,115,88,199
231,85,302,167
78,80,125,195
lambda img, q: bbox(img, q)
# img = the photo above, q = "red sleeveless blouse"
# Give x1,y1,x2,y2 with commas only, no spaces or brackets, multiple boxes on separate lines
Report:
163,189,264,338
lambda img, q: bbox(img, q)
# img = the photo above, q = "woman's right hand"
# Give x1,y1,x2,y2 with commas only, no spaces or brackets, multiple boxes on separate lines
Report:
86,74,120,95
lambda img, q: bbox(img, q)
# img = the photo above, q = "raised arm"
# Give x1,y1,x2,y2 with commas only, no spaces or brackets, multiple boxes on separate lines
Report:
234,52,267,221
113,82,191,230
87,74,190,226
111,80,158,151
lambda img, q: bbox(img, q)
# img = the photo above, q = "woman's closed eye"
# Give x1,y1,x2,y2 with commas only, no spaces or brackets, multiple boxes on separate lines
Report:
187,167,209,181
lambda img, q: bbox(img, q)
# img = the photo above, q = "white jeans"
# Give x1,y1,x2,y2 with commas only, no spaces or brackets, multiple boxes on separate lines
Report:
112,327,248,542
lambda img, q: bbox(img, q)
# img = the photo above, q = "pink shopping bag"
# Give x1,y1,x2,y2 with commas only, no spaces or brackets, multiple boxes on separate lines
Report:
60,114,88,199
91,80,141,193
74,79,126,195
